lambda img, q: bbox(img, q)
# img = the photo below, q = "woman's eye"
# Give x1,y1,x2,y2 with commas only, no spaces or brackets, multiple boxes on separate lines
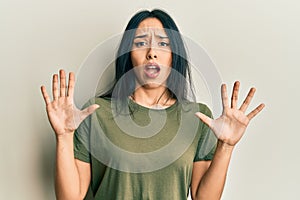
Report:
134,42,147,47
159,42,170,47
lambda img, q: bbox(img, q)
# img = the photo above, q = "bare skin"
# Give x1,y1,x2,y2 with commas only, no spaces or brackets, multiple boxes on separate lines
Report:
41,71,99,136
196,81,265,147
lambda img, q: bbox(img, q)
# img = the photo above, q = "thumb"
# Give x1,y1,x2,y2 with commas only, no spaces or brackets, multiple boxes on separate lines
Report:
81,104,100,120
195,112,213,128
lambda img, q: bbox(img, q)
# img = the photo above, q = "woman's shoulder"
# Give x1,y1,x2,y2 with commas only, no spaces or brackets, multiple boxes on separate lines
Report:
197,102,212,115
81,96,112,109
181,100,212,116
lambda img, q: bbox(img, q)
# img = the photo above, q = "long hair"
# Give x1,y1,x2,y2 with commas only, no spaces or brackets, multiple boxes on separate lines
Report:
103,9,195,112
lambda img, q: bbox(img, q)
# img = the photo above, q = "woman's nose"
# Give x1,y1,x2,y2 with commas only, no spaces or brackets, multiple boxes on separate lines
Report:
146,47,157,59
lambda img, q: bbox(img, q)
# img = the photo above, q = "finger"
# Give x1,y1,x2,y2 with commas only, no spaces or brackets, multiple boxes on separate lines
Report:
221,84,229,109
247,103,265,120
52,74,59,100
41,85,51,105
81,104,100,120
195,112,213,129
239,87,256,112
67,72,75,97
231,81,240,109
59,69,66,97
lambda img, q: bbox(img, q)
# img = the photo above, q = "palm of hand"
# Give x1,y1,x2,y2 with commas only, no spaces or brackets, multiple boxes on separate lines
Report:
196,81,264,147
46,98,80,135
41,70,99,136
212,108,250,146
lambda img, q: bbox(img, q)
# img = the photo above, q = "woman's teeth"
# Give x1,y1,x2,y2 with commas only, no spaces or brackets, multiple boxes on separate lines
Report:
144,65,160,78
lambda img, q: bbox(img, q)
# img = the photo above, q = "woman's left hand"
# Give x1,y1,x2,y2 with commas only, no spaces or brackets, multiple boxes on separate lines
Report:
195,81,265,147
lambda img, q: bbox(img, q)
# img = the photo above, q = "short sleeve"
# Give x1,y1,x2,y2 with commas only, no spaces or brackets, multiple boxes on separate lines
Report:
73,101,93,163
74,129,91,163
193,104,217,162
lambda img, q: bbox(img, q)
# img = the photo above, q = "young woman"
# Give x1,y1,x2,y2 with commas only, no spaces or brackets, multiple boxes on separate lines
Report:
41,9,265,200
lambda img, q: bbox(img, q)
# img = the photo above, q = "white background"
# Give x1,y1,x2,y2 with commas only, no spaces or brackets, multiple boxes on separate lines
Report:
1,0,299,199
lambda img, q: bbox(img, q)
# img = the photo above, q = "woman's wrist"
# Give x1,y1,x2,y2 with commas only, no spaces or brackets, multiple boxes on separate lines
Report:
216,140,235,153
56,131,74,143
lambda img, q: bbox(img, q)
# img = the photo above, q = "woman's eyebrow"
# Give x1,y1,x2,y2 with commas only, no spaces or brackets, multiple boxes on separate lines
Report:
153,33,169,39
134,34,148,39
156,35,169,39
134,33,169,39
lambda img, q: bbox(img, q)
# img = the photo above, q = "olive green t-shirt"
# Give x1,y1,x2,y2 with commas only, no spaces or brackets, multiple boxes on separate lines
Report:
74,97,217,200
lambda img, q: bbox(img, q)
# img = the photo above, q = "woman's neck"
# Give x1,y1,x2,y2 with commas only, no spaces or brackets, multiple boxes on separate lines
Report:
130,86,176,109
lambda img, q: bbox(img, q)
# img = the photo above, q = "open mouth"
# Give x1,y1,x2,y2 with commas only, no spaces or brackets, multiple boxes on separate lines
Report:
144,63,161,78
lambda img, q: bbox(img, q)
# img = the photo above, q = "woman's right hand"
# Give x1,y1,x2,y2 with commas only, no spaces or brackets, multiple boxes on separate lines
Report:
41,69,99,137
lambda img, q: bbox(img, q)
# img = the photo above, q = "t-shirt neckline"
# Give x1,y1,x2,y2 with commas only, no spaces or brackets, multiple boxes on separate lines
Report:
127,97,178,112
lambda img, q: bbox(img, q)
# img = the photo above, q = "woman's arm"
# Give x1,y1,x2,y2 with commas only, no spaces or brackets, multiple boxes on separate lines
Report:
192,81,265,200
191,142,233,200
41,70,99,200
55,134,91,200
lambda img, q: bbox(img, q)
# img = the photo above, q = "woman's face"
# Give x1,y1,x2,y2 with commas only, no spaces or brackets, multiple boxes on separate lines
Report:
131,17,172,89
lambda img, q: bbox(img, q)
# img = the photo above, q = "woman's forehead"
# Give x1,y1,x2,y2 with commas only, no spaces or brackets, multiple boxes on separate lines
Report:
138,18,163,28
135,18,168,36
134,27,168,37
